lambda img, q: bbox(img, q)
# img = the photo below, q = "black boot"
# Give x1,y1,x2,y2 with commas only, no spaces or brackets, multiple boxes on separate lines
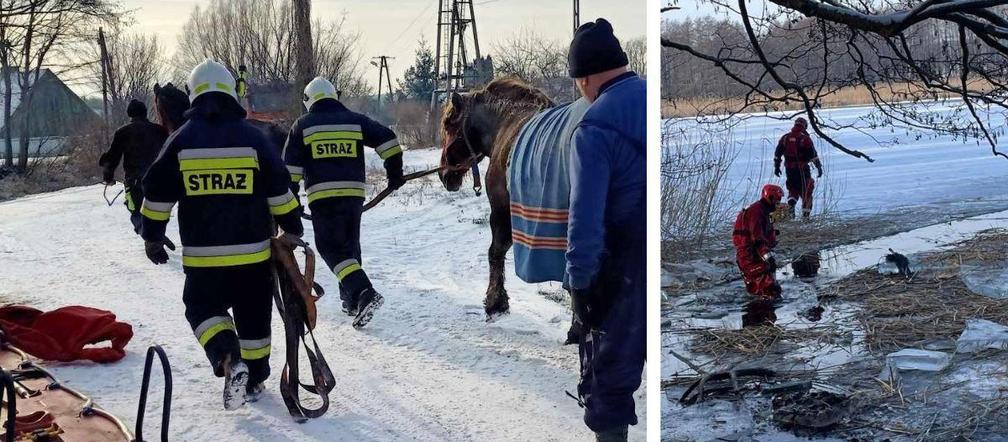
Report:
353,288,384,329
595,426,628,442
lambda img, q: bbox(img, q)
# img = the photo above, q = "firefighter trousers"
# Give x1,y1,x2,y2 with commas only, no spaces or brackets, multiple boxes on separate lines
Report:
310,199,373,304
183,261,273,387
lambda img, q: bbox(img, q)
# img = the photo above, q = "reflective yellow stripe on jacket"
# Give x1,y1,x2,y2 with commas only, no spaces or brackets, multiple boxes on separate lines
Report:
306,181,366,203
374,138,402,160
182,240,271,267
140,199,176,221
178,147,259,171
268,190,299,215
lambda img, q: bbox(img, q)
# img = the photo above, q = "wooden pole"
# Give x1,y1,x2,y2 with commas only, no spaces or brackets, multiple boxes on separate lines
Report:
292,0,314,115
97,27,109,144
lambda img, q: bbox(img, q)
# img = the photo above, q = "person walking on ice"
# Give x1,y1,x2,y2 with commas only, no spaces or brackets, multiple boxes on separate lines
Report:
283,76,405,329
140,59,304,410
774,117,824,219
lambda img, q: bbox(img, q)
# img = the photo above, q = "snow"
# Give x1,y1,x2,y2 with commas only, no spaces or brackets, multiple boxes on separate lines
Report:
666,101,1008,218
0,147,645,441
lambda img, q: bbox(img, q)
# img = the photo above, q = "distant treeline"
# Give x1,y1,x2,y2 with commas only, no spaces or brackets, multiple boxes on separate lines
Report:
661,15,993,101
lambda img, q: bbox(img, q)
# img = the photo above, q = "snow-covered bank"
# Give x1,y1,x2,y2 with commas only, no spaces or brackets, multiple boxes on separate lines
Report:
0,148,646,441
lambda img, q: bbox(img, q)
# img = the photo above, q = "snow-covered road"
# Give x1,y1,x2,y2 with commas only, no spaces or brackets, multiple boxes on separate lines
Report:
0,148,646,441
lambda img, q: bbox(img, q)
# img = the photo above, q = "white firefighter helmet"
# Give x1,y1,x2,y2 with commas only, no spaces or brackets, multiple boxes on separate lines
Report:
303,76,338,110
186,58,237,102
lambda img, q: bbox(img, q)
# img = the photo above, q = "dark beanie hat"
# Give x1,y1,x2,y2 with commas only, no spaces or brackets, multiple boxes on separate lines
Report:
127,99,147,119
568,18,629,78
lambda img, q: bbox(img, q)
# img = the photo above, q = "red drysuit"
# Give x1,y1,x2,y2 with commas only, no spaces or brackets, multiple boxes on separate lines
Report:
774,125,821,216
732,199,781,300
0,305,133,363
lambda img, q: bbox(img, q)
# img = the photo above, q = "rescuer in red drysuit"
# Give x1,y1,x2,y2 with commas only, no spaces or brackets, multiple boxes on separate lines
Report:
774,117,823,219
733,184,783,301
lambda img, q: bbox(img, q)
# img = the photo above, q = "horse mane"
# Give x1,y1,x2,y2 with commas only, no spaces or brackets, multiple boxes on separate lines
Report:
153,82,190,130
442,77,554,171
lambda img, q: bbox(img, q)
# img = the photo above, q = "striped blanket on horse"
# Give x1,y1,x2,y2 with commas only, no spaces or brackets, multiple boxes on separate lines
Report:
508,98,590,283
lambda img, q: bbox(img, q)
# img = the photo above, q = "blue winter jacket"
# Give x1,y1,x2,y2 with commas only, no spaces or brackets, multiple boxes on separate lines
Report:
565,72,646,290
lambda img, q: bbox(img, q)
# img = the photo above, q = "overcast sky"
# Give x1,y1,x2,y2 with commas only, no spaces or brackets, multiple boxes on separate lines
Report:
120,0,647,89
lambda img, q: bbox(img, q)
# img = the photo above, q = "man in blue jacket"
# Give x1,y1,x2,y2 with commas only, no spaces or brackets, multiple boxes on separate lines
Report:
565,18,646,442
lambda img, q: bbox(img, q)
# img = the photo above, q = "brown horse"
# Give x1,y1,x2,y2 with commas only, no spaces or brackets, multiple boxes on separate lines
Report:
153,83,190,132
439,78,555,319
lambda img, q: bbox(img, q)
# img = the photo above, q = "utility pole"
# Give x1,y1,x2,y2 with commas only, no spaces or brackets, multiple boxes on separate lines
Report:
292,0,314,115
371,56,393,107
434,0,482,93
97,27,110,144
573,0,580,35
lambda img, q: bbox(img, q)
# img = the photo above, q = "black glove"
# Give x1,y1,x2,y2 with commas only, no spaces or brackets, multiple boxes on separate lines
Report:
773,166,781,177
102,169,116,186
764,254,778,272
388,172,406,190
817,167,823,178
570,287,600,331
145,237,176,265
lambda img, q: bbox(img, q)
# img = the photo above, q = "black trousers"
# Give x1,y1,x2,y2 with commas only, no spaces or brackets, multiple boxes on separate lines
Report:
578,236,646,433
124,179,143,234
310,199,373,303
183,261,274,386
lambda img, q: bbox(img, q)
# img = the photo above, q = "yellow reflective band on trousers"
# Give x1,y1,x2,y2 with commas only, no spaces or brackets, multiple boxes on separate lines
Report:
291,173,304,182
240,338,271,360
333,259,362,281
194,316,236,346
182,241,272,268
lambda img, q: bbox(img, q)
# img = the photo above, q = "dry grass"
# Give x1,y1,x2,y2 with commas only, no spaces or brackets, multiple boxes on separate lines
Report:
828,229,1008,353
662,79,996,118
689,323,848,356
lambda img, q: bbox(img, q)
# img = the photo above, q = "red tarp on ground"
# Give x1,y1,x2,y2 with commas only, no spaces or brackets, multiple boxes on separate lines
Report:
0,305,133,363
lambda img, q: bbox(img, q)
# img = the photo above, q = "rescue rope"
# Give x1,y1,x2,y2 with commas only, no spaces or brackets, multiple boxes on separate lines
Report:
103,183,124,207
362,166,447,212
134,345,172,442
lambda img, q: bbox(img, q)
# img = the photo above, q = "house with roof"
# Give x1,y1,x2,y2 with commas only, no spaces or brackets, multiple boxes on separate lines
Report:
1,67,99,159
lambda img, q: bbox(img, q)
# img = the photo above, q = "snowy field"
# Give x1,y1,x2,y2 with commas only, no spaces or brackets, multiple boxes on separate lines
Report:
0,147,645,441
666,100,1008,218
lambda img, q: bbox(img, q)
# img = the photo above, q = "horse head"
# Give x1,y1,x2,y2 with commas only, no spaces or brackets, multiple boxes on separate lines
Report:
153,82,191,132
438,91,483,192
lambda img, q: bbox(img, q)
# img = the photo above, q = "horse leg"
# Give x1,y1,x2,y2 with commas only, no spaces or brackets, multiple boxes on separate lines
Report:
484,164,512,319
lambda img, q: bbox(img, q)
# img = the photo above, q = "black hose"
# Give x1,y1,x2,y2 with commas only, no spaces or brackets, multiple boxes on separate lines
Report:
0,370,16,442
134,345,172,442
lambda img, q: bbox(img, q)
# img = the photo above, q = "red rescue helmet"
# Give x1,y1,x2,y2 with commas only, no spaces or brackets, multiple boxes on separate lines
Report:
761,184,784,205
795,117,808,128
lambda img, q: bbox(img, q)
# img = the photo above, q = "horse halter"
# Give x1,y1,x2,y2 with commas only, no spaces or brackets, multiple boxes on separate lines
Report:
447,107,486,172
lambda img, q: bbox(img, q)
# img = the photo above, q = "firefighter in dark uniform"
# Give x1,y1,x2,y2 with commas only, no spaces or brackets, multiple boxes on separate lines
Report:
140,59,303,410
284,76,405,329
99,99,169,233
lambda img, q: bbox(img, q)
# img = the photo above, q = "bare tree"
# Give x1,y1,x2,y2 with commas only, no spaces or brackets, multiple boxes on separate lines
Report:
2,0,120,172
85,30,163,122
492,28,574,101
663,1,1008,161
175,0,369,98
